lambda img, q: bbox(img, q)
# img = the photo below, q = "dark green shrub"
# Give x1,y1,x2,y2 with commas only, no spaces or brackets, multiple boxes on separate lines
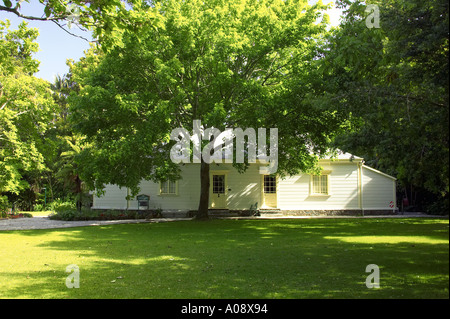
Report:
48,208,159,221
425,197,449,216
0,196,11,216
50,199,76,213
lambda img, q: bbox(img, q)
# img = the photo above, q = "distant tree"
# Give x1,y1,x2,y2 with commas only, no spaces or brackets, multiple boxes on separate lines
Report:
55,135,89,211
41,73,90,209
0,20,55,197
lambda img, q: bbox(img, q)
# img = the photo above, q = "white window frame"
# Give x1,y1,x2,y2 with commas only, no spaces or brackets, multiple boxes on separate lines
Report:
159,180,178,196
310,171,331,196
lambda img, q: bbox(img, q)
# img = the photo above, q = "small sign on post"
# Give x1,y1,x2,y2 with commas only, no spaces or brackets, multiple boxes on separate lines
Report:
136,194,150,210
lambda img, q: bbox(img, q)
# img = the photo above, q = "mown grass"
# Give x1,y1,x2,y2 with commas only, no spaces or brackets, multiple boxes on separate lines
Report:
0,218,448,299
26,211,54,217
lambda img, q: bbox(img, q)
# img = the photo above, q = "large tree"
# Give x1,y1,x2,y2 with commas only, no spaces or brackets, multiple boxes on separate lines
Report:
68,0,350,219
0,20,55,196
319,0,449,212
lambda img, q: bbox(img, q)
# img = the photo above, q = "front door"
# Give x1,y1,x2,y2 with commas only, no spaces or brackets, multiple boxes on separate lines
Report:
210,174,227,209
262,175,277,208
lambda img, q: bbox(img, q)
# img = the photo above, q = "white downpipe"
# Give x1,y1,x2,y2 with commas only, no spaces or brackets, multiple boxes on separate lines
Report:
361,162,364,216
358,162,365,216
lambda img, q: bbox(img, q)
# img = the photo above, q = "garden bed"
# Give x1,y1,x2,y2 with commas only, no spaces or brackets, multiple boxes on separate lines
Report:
0,212,33,219
48,208,163,221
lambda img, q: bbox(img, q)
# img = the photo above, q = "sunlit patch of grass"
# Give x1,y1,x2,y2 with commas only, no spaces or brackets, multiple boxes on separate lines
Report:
17,211,54,217
324,235,448,244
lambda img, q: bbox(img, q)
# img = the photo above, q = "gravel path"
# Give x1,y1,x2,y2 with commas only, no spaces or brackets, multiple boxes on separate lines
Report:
0,216,192,231
0,212,444,231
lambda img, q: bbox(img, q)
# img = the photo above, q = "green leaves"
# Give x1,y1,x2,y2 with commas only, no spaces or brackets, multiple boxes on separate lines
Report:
68,0,339,195
322,0,449,209
3,0,12,8
44,5,51,18
0,21,56,194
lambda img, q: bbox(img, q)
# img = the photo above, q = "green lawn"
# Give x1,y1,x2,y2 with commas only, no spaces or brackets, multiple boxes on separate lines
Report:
0,218,448,299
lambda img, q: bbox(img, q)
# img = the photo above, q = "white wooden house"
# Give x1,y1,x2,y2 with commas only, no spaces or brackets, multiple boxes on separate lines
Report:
92,153,398,215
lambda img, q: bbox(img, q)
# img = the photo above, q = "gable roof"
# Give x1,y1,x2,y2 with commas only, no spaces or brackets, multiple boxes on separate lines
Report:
362,164,397,181
318,150,364,162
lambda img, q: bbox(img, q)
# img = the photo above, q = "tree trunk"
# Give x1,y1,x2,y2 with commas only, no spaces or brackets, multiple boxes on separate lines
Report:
196,161,210,220
75,175,82,212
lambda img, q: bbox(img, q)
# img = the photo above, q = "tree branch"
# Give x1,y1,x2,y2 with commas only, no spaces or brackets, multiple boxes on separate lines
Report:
51,20,92,42
0,5,62,21
13,110,29,117
0,101,8,111
1,5,91,42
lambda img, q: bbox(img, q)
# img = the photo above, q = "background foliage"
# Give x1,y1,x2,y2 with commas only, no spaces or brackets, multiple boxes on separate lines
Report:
1,0,448,215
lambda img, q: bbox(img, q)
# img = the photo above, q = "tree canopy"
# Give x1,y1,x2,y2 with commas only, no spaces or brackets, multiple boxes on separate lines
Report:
1,0,448,215
320,0,449,212
0,20,55,195
68,0,350,218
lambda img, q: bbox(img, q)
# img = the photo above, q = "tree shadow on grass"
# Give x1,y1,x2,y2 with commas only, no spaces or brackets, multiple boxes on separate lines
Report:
1,218,448,298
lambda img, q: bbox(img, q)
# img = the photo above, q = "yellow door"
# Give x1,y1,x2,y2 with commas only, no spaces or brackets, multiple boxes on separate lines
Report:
210,174,227,208
262,175,277,208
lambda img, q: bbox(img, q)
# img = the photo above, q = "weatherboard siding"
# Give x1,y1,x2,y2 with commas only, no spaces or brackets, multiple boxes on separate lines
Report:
225,163,261,210
92,161,396,213
93,184,128,210
92,163,262,211
361,166,396,210
277,163,360,210
133,164,201,211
